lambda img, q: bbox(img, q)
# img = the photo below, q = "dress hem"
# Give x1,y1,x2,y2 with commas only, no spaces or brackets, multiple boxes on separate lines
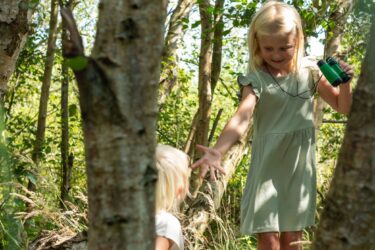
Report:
241,223,315,235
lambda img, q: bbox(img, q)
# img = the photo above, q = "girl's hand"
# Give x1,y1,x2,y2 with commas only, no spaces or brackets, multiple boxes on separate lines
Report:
191,144,226,181
339,60,354,83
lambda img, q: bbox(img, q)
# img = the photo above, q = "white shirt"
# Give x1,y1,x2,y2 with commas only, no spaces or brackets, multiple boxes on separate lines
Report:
155,211,184,250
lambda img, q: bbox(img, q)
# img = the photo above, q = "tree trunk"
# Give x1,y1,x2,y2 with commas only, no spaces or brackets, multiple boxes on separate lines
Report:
313,14,375,249
60,20,72,208
159,0,195,106
187,0,214,195
194,0,214,149
0,0,33,103
324,0,355,57
61,0,166,248
29,0,59,191
211,0,225,92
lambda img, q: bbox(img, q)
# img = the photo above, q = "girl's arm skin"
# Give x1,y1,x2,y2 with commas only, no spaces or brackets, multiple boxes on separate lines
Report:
191,86,257,180
317,60,353,115
155,236,174,250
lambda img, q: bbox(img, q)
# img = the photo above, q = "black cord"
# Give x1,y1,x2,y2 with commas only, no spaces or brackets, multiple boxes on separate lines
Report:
265,66,322,100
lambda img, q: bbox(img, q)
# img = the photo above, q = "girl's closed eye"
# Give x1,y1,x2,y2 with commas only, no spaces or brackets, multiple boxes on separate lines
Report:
281,46,294,51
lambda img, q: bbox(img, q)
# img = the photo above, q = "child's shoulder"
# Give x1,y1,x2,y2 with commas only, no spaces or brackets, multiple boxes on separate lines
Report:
156,211,183,250
156,211,181,227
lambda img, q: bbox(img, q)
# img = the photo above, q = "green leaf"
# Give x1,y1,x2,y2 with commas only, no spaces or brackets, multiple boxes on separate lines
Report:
191,21,201,29
69,104,78,117
66,56,88,71
26,173,37,185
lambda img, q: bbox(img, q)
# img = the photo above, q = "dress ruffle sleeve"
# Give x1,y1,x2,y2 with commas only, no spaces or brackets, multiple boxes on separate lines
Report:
237,73,262,99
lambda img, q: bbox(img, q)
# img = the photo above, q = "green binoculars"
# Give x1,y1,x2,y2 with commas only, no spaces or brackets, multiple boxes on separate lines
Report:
317,57,351,87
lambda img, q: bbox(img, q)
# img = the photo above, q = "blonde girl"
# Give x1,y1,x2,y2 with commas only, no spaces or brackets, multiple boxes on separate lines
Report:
192,1,353,250
155,144,190,250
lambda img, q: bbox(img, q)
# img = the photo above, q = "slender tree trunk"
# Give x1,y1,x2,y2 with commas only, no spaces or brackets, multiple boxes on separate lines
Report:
195,0,213,148
211,0,225,92
187,0,214,195
29,0,59,191
313,14,375,249
59,0,74,210
61,0,166,248
0,0,33,103
159,0,195,106
4,71,20,123
183,2,253,244
184,111,198,153
60,26,71,208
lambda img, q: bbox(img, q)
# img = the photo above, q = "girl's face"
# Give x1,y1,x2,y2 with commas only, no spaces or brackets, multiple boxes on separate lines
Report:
257,33,296,72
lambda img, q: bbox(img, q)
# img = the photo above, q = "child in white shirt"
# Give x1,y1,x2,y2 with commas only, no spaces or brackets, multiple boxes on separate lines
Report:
155,144,190,250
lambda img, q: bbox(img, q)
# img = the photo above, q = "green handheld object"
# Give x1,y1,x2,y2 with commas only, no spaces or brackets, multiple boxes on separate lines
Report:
326,57,351,83
317,60,342,86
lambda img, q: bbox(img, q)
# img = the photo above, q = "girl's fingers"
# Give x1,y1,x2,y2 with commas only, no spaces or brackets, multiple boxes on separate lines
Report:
339,61,353,73
210,167,216,181
216,165,226,175
191,158,205,169
195,144,209,152
200,165,209,178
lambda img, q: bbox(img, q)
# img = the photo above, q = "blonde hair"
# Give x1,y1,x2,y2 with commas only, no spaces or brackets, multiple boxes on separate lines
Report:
155,144,190,213
247,0,304,73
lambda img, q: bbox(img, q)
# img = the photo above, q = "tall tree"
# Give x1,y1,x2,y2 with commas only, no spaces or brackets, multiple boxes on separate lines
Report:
192,0,214,151
182,1,256,246
59,0,74,208
185,0,218,196
185,0,225,159
159,0,195,106
29,0,59,191
0,0,34,104
211,0,225,92
60,0,166,248
313,12,375,249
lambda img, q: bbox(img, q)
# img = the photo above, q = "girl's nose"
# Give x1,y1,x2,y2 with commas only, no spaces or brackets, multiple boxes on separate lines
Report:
271,54,282,61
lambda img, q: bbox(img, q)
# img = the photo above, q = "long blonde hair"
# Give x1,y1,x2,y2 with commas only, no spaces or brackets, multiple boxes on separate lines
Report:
247,0,304,73
155,144,190,213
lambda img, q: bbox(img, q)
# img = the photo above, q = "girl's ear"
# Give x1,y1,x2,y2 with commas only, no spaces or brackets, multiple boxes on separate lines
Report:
176,186,186,200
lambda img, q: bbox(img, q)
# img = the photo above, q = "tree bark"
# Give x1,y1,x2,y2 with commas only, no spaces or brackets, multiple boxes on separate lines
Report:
313,13,375,250
29,0,59,191
211,0,225,92
324,0,355,57
61,0,166,248
187,0,214,195
0,0,33,103
60,24,72,208
159,0,195,106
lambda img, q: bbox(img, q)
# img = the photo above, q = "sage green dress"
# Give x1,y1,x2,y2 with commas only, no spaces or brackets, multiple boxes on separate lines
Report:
238,58,318,234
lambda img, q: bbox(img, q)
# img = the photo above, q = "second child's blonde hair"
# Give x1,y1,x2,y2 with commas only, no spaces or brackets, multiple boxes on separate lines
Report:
155,144,190,213
247,1,304,73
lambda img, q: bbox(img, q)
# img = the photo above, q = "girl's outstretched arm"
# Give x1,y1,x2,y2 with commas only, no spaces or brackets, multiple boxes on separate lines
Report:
317,60,353,115
191,86,257,180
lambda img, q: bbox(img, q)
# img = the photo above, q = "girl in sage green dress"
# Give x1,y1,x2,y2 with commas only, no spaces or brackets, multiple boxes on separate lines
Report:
191,1,353,249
